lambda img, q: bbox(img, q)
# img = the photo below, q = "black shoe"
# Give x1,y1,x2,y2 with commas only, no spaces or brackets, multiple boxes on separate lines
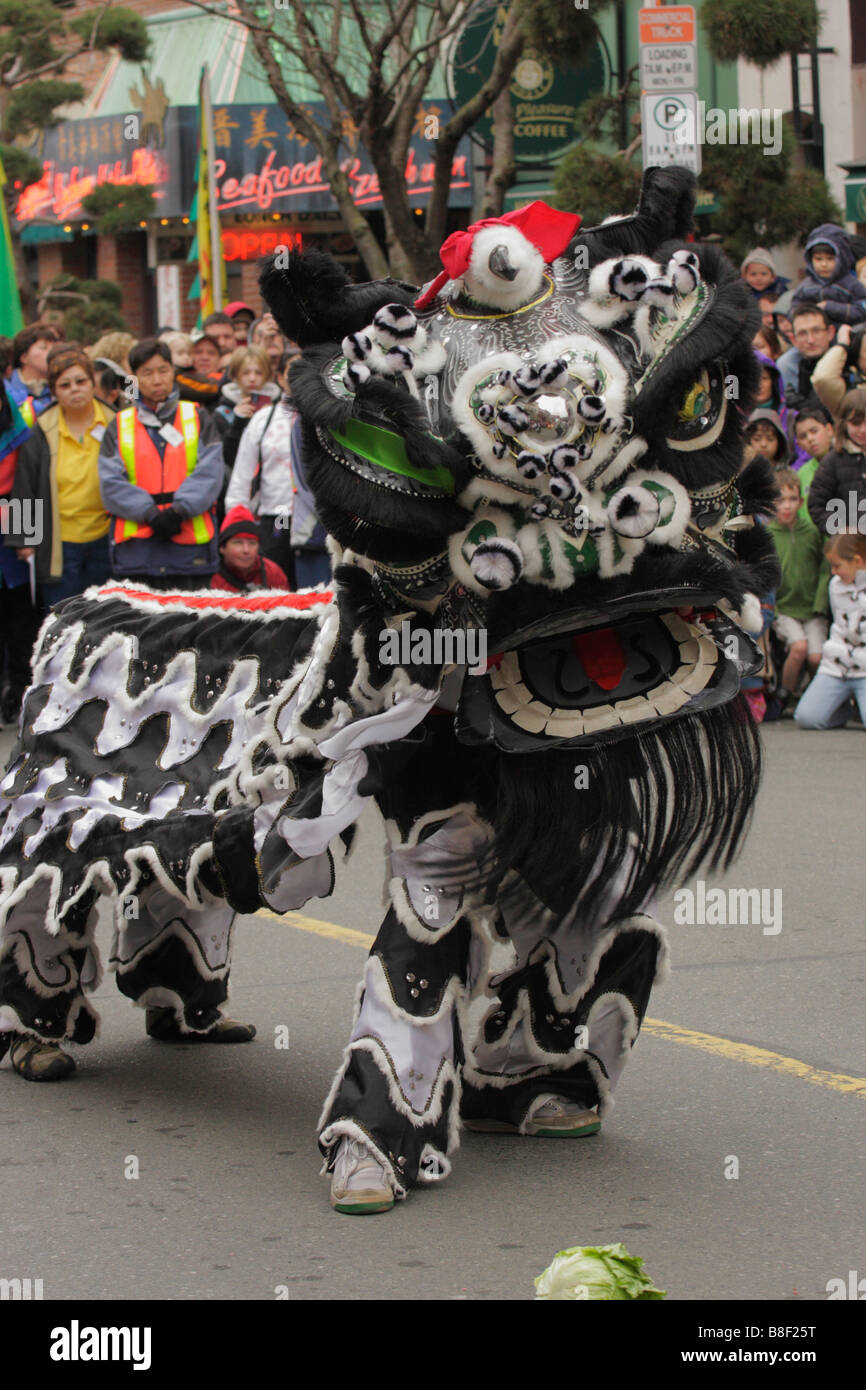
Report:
145,1007,256,1043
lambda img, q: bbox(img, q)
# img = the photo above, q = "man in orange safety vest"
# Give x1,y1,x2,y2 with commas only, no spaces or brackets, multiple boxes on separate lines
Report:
98,338,224,589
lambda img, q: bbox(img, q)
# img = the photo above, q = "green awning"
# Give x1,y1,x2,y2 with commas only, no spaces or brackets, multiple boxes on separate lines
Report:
21,224,74,244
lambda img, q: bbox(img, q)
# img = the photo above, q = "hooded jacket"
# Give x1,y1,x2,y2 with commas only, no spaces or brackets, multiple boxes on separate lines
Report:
753,350,807,466
791,224,866,325
746,406,790,468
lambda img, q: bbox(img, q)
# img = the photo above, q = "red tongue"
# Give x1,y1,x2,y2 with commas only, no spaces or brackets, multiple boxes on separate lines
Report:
572,627,626,692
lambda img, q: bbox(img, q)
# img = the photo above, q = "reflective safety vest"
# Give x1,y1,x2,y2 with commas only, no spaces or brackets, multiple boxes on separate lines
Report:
114,401,215,546
19,397,36,428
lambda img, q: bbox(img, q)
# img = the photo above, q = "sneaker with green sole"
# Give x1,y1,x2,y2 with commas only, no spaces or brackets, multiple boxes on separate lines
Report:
330,1137,395,1214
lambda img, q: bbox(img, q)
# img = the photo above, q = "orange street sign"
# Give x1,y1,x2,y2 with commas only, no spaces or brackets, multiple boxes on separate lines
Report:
639,6,696,44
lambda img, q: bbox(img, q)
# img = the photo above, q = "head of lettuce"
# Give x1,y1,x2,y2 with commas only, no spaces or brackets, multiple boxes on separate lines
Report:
534,1244,666,1300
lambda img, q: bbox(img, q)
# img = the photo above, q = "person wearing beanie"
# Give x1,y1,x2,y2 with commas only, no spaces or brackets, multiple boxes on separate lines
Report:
740,248,789,299
211,505,290,592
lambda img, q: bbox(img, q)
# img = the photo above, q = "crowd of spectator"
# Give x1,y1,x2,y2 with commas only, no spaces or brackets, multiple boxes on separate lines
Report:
740,226,866,730
0,301,332,725
3,231,866,735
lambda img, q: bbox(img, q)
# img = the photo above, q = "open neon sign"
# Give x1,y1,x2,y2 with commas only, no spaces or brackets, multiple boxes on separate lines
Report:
221,228,303,261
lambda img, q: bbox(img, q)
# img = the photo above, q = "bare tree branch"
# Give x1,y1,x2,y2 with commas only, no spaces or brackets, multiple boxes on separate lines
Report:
175,0,277,40
425,0,527,248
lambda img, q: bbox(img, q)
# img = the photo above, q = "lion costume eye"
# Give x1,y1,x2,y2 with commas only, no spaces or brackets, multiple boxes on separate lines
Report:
665,363,727,451
678,376,710,422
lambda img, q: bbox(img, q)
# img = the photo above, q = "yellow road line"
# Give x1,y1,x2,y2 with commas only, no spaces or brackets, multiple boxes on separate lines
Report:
257,909,866,1099
256,907,375,951
642,1018,866,1097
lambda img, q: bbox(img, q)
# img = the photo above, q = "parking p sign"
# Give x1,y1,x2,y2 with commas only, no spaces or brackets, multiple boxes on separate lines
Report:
640,90,701,173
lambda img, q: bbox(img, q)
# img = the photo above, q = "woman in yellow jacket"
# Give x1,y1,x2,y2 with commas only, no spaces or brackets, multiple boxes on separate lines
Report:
8,344,114,607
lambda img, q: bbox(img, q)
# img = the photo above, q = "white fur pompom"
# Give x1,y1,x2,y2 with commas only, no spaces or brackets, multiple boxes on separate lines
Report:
668,248,701,295
343,362,371,390
372,303,417,344
738,594,764,634
342,332,372,363
469,538,524,590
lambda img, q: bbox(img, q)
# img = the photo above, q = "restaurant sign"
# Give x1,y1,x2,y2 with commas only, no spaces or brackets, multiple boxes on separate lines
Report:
12,103,472,227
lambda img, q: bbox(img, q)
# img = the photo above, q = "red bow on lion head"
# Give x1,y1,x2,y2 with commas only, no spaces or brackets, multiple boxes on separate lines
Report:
414,202,581,310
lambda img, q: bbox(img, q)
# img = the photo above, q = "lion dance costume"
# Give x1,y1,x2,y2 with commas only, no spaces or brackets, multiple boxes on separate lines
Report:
0,169,777,1203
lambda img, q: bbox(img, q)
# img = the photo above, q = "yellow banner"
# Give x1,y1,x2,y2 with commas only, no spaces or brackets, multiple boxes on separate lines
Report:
197,66,226,320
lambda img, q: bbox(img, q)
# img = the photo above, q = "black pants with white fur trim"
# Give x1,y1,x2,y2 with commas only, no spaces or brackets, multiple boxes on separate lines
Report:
0,877,236,1046
318,716,667,1199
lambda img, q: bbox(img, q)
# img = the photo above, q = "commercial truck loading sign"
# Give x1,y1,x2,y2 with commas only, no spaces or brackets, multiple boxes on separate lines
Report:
639,43,697,92
639,8,700,174
638,7,696,44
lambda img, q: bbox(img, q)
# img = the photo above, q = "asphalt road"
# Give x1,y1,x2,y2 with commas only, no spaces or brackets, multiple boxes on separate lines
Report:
0,720,863,1302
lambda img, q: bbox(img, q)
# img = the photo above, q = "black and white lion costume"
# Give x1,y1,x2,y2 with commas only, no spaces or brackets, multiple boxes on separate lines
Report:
0,168,777,1206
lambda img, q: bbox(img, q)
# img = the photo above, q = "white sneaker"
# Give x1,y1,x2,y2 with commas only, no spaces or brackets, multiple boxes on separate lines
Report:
524,1096,600,1137
329,1137,395,1214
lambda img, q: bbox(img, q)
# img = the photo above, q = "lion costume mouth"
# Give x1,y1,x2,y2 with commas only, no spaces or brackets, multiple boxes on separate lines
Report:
456,595,760,750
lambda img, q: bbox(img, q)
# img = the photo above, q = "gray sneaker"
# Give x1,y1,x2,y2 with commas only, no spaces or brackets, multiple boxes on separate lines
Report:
329,1137,395,1215
524,1096,600,1137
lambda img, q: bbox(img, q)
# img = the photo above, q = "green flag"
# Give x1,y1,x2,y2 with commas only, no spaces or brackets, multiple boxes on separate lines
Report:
0,151,24,336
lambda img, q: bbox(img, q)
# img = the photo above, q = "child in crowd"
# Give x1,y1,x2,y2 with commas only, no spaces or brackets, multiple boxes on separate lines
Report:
795,532,866,729
214,346,280,469
807,387,866,536
744,407,790,470
740,248,789,299
766,470,829,718
753,324,783,360
791,225,866,326
753,350,803,462
159,331,194,369
793,401,834,512
210,506,290,593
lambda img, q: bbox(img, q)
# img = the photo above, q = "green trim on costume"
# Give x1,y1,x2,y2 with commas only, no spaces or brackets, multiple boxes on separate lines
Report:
330,418,455,494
